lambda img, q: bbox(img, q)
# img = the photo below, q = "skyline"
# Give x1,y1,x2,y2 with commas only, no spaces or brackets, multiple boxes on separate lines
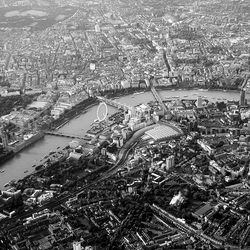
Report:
0,0,250,249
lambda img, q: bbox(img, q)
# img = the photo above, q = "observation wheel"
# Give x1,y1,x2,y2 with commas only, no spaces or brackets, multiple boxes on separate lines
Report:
97,102,108,122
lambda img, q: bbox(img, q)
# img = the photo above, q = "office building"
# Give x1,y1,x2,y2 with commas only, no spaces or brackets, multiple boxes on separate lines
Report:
197,97,203,108
73,241,82,250
166,155,175,170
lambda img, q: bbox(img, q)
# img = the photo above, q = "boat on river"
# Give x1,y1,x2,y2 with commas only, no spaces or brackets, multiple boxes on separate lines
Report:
133,91,144,96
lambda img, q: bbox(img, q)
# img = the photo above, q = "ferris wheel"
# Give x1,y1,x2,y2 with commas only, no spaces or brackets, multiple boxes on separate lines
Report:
97,102,108,122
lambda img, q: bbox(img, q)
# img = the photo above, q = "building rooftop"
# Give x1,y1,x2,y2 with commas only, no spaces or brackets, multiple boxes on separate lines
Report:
145,125,181,141
194,203,213,217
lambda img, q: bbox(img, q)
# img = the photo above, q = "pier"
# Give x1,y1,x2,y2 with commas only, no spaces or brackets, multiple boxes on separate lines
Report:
96,96,134,111
45,131,84,140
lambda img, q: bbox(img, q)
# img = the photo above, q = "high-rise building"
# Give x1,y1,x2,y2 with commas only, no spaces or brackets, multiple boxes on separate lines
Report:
73,242,82,250
95,24,100,33
197,97,203,108
101,147,107,156
166,157,171,170
170,155,175,166
90,63,96,71
166,155,175,170
240,90,246,106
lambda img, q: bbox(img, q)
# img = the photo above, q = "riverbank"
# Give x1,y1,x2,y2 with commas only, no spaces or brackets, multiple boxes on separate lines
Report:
49,97,98,130
0,88,244,190
10,132,45,154
46,87,147,131
153,84,240,92
4,85,239,166
47,85,242,131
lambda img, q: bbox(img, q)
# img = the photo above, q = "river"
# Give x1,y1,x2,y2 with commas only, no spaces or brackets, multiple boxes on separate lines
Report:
0,89,246,190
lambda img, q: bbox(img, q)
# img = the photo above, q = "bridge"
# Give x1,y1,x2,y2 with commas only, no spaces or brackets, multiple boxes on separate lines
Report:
150,78,171,117
45,131,84,140
96,96,134,111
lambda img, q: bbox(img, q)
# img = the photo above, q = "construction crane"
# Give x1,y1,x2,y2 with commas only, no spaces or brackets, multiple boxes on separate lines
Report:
240,74,250,106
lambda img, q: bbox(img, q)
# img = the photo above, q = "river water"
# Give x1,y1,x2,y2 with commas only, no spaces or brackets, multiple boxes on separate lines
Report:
0,89,246,190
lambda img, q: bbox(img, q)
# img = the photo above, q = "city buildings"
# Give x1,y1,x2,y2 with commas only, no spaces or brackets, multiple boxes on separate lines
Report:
0,0,250,249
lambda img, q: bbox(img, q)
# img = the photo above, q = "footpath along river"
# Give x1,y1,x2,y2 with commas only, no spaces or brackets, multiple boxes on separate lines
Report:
0,89,246,190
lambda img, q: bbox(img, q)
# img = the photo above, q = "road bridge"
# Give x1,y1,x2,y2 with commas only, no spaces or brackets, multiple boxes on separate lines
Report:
45,131,84,140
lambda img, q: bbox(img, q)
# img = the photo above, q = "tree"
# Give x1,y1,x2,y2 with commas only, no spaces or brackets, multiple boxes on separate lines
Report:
216,101,227,111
